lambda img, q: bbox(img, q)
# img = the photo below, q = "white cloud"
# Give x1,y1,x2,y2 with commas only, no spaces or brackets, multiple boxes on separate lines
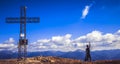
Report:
1,30,120,52
5,37,15,44
115,29,120,35
50,44,58,48
37,39,50,43
27,30,120,52
86,31,103,42
103,33,115,43
0,38,17,51
81,5,90,19
51,34,72,46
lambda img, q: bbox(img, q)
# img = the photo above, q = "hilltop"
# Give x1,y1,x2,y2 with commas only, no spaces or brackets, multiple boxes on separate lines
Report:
0,56,120,64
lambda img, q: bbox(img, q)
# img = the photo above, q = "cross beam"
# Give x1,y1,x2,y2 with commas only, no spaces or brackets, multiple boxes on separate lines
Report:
6,6,40,61
6,17,39,23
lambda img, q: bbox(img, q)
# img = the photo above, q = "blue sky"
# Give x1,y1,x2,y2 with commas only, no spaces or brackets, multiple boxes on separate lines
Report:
0,0,120,51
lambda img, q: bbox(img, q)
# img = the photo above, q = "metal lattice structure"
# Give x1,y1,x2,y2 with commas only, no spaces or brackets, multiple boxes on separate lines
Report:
6,6,40,61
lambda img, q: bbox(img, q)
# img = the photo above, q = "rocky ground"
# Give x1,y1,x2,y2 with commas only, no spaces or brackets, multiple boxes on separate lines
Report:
0,56,120,64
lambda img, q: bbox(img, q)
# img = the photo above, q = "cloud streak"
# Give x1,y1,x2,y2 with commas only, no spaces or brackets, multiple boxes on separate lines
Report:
81,5,91,19
81,1,95,19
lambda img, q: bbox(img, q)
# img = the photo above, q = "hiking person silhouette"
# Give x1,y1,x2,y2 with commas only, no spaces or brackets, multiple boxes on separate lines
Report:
84,42,91,61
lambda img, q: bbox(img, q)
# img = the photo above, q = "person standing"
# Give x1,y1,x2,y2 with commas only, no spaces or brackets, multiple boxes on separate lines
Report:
84,42,91,61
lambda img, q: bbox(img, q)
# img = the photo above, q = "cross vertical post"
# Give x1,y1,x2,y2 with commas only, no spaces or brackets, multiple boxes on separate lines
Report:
6,6,40,61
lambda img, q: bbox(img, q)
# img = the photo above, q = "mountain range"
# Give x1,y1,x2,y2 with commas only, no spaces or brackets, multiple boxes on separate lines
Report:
0,49,120,61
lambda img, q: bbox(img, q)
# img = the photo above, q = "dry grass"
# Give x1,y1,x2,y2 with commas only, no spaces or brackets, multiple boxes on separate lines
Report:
0,56,120,64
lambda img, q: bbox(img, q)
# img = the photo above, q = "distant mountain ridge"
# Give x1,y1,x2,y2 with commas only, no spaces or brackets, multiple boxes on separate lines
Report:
0,49,120,61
